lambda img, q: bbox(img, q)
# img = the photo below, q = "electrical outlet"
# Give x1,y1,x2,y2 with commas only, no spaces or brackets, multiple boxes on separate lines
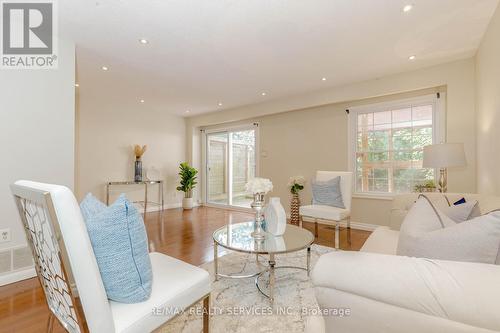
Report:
0,229,11,243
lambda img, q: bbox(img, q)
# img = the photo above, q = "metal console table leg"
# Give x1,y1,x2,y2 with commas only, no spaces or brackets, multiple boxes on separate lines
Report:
144,183,148,216
214,240,218,281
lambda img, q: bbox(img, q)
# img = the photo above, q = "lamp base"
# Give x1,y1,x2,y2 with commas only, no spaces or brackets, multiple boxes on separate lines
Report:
438,168,447,193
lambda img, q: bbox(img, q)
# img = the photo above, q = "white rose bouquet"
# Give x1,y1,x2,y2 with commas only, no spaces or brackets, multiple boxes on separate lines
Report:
245,177,273,194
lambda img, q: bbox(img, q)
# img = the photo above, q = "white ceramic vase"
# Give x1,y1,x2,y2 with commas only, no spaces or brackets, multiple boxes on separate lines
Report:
264,197,286,236
182,197,194,210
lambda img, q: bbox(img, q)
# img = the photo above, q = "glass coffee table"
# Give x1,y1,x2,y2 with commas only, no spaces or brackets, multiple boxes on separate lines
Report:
213,221,315,302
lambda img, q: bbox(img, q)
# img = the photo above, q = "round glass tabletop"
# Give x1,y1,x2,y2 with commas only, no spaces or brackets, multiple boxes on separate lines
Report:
213,221,314,255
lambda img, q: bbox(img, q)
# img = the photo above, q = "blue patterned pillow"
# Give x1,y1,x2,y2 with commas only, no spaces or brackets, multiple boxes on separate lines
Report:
312,176,345,209
80,193,152,303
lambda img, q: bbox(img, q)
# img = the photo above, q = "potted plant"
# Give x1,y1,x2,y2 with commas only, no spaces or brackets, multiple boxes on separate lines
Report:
176,162,198,209
414,180,437,193
288,176,306,226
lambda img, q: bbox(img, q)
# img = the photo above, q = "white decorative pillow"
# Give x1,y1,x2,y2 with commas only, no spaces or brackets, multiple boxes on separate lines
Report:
441,200,480,223
397,196,500,264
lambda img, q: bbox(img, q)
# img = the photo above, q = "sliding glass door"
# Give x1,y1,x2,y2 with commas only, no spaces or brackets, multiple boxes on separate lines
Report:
206,126,257,208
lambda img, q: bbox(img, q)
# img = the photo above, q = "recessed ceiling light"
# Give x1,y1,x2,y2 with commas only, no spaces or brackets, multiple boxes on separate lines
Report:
101,66,109,71
218,102,223,106
322,77,327,81
139,39,148,44
408,55,416,60
261,92,267,96
185,110,190,113
403,4,413,12
140,99,145,103
74,83,79,87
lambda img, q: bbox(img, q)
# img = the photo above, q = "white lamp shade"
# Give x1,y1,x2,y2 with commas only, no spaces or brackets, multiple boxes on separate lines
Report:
423,143,466,168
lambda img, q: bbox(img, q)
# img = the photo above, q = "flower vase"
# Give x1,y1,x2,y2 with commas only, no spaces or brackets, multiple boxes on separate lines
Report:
264,197,286,236
251,192,266,240
134,158,143,182
290,193,301,226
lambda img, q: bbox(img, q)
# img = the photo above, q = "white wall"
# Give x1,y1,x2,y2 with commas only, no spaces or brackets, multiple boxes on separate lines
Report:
476,2,500,195
76,95,186,208
187,58,476,227
0,40,75,282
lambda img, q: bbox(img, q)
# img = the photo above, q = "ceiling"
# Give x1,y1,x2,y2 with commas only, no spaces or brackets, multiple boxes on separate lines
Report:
61,0,499,117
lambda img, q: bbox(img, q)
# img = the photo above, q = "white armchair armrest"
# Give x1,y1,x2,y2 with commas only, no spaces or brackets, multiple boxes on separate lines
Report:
311,251,500,332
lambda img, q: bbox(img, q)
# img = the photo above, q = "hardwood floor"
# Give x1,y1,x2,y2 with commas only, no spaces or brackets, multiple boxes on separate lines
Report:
0,206,371,333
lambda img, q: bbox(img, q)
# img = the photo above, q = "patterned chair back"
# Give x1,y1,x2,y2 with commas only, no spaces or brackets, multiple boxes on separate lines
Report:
11,181,115,333
11,184,85,332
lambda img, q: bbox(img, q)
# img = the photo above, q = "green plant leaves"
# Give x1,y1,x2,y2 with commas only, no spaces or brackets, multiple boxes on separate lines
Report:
177,162,198,197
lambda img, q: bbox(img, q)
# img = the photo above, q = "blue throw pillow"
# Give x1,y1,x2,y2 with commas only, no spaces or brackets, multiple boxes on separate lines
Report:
312,176,345,209
80,193,107,221
80,193,152,303
453,197,467,205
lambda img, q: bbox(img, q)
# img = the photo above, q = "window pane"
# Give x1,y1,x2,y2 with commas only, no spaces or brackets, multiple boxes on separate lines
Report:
358,113,373,131
354,99,436,194
392,108,411,123
231,130,256,208
394,151,412,161
374,111,391,125
412,105,432,121
368,131,389,151
392,130,412,150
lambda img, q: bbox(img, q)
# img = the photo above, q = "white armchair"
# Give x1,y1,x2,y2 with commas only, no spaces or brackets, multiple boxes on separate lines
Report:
10,180,211,333
299,171,352,249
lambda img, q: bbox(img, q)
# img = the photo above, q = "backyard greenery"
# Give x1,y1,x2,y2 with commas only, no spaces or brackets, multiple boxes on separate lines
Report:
356,107,435,193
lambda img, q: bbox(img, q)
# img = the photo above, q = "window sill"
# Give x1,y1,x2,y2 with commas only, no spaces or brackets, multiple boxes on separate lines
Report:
352,193,395,201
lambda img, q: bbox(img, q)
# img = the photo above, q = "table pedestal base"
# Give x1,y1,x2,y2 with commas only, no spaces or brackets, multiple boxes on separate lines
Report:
214,243,311,303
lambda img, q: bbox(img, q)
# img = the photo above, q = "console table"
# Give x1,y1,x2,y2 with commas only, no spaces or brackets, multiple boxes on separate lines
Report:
106,180,164,216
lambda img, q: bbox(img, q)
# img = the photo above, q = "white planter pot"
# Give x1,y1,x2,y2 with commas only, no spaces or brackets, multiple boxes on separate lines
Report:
182,197,194,210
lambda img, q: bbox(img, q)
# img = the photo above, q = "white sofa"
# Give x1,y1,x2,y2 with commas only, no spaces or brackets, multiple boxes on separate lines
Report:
307,193,500,333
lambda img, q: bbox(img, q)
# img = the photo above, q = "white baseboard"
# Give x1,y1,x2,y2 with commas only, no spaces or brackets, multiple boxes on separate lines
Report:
0,267,36,286
138,202,204,212
300,216,378,231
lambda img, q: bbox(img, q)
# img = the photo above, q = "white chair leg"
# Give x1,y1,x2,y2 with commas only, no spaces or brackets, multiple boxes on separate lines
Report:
335,223,340,250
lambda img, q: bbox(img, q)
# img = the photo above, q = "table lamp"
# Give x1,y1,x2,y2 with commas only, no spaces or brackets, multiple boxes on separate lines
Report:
423,143,466,193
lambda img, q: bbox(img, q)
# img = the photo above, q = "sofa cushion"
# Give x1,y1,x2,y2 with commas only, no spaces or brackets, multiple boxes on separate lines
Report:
311,176,345,208
389,193,500,230
441,199,480,223
360,226,399,255
300,204,349,221
81,193,153,303
397,197,500,264
311,251,500,332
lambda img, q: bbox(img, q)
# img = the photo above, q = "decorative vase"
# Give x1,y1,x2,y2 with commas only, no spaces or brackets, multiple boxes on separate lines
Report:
251,192,266,240
290,193,301,226
134,159,143,182
264,197,286,236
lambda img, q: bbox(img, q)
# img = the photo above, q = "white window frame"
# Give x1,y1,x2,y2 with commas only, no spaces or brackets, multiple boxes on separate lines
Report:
347,93,446,199
201,123,260,211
